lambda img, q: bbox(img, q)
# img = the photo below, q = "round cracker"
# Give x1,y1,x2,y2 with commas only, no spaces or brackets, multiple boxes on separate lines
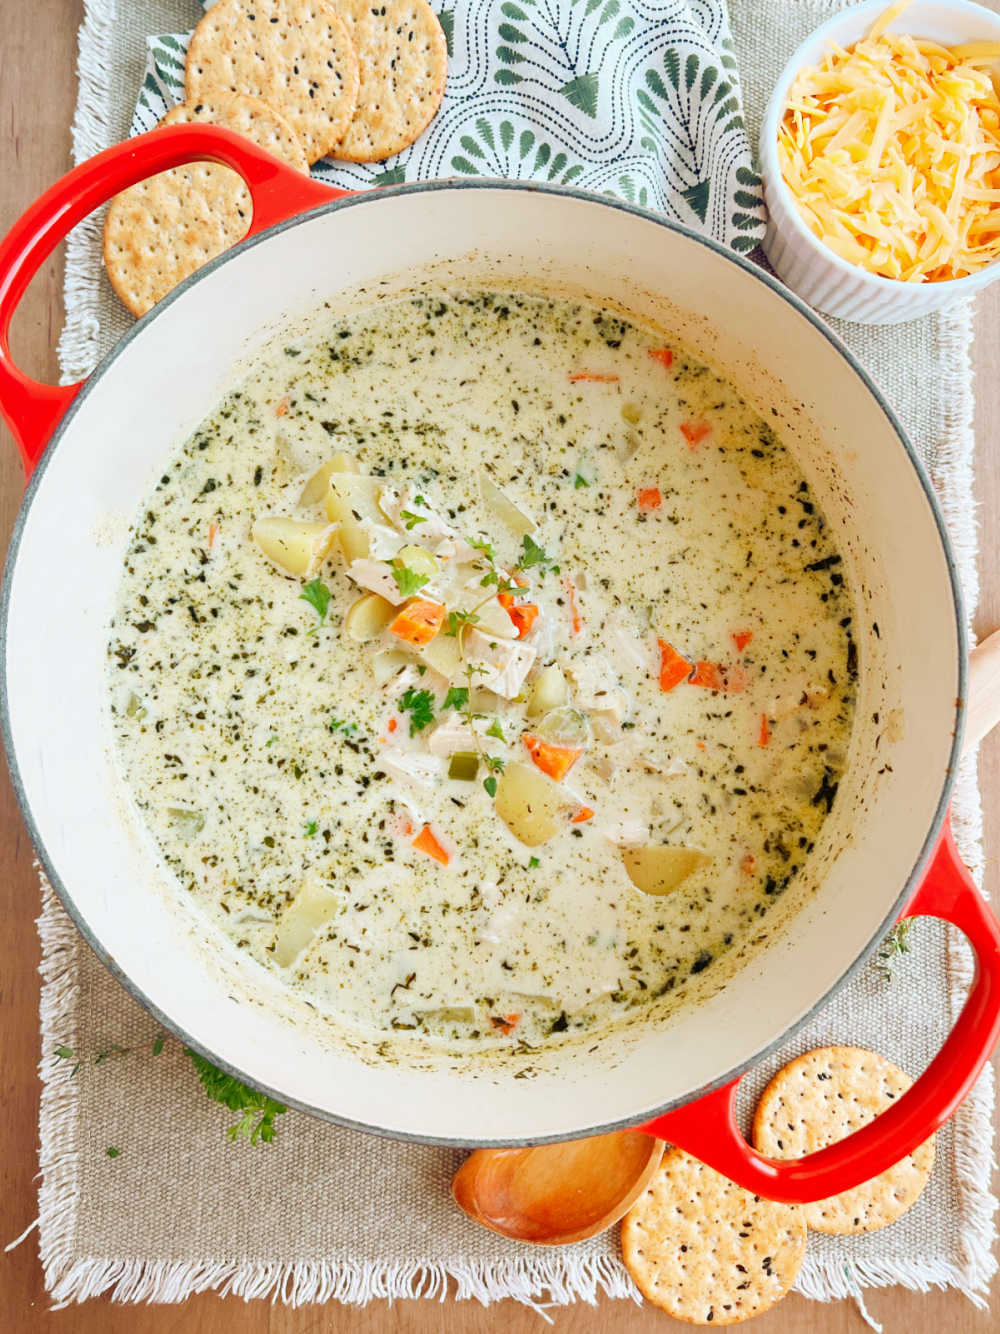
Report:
752,1045,936,1235
103,94,308,317
332,0,447,162
185,0,360,164
621,1148,807,1326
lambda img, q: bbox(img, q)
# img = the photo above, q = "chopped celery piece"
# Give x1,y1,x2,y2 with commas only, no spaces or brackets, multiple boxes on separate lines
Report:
448,752,480,781
167,807,205,840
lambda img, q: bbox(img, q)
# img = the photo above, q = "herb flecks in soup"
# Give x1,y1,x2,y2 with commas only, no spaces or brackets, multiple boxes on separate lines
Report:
109,292,856,1050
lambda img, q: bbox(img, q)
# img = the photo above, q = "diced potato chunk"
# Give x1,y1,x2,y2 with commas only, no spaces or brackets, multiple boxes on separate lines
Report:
494,761,563,847
526,663,568,716
325,474,383,562
480,473,536,534
621,846,711,896
418,630,464,681
252,516,337,578
344,592,395,642
272,880,342,967
299,451,362,505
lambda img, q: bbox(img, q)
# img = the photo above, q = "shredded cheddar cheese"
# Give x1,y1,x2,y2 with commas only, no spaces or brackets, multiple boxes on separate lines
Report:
778,0,1000,281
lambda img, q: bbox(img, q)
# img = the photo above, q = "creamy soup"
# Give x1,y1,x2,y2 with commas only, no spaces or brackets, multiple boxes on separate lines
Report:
109,290,856,1051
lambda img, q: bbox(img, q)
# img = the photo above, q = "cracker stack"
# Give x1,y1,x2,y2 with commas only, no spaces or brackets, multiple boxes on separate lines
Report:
104,0,448,315
621,1044,936,1324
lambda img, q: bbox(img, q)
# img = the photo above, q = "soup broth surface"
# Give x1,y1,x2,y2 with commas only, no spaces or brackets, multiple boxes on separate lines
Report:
110,290,856,1050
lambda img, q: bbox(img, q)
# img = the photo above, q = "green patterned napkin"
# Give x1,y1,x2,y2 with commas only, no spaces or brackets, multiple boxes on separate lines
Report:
132,0,765,251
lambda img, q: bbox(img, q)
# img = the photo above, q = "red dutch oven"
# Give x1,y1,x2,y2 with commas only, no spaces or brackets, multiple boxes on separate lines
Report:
2,126,999,1203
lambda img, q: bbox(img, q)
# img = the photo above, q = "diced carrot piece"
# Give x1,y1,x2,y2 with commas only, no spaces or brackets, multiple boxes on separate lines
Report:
564,577,582,636
740,853,756,874
648,347,674,369
275,395,290,417
725,664,750,693
568,371,620,383
731,630,753,653
491,1012,522,1034
387,717,398,734
571,806,595,824
412,823,450,865
636,486,662,512
509,603,539,638
680,419,713,448
758,713,770,747
690,660,725,691
523,733,582,782
690,661,749,693
389,598,445,647
207,523,218,548
657,639,693,692
497,591,539,638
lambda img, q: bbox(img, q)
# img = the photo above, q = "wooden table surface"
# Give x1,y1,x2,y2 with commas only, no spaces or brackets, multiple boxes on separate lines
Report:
1,2,998,1330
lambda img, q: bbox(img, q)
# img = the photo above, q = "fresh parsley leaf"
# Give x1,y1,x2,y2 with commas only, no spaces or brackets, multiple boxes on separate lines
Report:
416,664,427,676
265,734,279,748
529,856,540,868
329,717,358,734
486,720,505,741
392,565,430,598
152,1033,166,1057
484,755,506,773
483,776,498,798
106,1146,120,1159
400,509,427,531
443,686,469,711
304,820,318,837
446,609,479,637
414,494,427,506
55,1045,81,1076
399,687,436,735
519,534,552,571
574,474,590,489
185,1048,287,1145
468,537,496,562
299,578,331,630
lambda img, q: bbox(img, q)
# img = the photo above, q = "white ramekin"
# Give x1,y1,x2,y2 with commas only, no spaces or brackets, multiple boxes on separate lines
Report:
760,0,1000,324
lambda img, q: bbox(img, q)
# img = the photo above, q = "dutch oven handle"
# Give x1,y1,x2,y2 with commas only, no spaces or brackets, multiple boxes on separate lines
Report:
641,816,1000,1203
0,125,343,477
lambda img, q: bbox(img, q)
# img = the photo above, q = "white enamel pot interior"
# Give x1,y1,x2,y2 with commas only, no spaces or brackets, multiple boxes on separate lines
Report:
1,181,963,1145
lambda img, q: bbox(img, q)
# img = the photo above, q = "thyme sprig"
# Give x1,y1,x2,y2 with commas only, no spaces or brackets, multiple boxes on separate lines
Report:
876,918,914,982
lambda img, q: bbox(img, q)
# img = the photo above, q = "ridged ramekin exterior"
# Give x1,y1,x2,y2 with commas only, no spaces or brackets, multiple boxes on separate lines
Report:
759,0,1000,325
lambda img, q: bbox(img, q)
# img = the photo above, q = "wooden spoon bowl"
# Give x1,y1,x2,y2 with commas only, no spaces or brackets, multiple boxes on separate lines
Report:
452,1130,664,1245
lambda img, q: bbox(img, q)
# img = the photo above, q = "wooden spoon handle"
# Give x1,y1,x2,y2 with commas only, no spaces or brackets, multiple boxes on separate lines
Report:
965,629,1000,757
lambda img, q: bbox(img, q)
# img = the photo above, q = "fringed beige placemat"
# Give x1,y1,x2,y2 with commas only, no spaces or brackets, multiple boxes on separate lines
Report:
19,0,996,1313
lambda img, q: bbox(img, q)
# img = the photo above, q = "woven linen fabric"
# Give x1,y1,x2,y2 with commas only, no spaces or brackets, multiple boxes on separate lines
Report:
33,0,997,1310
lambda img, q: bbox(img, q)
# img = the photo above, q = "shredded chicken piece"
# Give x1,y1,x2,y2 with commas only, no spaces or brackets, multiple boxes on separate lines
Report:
566,654,629,724
426,715,481,757
463,629,537,699
381,751,447,791
348,558,407,604
379,484,454,547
